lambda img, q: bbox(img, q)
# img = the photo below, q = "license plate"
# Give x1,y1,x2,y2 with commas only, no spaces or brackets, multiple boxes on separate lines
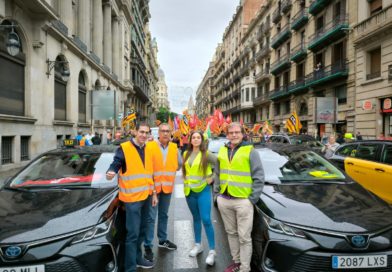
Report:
0,265,45,272
332,255,387,269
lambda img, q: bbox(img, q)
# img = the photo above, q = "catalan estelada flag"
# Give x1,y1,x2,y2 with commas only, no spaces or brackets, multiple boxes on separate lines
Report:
285,111,302,134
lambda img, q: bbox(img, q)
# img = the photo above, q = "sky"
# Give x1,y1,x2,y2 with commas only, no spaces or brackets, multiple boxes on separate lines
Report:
149,0,239,113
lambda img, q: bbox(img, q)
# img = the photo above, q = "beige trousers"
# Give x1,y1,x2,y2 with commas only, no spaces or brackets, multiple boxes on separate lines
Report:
217,196,254,272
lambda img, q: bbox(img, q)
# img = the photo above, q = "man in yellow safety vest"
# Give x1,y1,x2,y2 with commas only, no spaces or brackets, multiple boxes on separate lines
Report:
214,122,264,272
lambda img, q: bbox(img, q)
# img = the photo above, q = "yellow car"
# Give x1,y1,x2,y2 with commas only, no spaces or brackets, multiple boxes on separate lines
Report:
337,141,392,203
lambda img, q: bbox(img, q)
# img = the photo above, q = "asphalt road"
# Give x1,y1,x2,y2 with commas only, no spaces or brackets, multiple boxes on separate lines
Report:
142,172,232,272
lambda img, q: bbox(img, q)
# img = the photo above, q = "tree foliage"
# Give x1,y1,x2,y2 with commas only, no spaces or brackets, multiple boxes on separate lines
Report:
156,107,177,123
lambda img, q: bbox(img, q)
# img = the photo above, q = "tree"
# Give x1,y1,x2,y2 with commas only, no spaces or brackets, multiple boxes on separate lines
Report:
156,107,177,123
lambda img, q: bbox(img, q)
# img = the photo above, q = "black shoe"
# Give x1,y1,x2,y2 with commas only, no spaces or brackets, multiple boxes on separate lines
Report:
144,247,154,262
158,240,177,250
136,258,154,269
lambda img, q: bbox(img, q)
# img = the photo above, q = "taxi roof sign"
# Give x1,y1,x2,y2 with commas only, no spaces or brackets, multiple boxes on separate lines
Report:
63,139,77,147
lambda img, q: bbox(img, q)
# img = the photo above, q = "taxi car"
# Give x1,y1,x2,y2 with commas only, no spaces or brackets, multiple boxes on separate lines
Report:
330,140,392,203
251,144,392,272
0,142,124,272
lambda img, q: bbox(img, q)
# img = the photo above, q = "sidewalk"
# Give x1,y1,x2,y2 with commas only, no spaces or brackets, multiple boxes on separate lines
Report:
0,168,22,186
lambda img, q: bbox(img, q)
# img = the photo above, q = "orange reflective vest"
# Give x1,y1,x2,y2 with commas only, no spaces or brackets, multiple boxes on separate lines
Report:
151,141,178,194
118,141,153,202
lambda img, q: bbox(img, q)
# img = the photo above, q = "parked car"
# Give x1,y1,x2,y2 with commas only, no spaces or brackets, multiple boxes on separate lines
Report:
268,134,324,153
0,144,124,272
251,144,392,271
330,140,392,203
207,137,229,155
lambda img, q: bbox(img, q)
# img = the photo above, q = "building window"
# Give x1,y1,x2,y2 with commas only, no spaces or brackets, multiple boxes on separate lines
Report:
299,102,308,116
251,87,256,99
78,72,87,123
369,0,382,16
0,21,25,116
54,55,68,120
1,136,13,164
335,85,347,104
274,103,281,115
246,88,249,101
284,100,290,114
20,136,30,161
367,47,381,80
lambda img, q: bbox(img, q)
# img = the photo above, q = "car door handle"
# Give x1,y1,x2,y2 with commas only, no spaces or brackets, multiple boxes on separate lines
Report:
347,162,354,165
375,168,385,172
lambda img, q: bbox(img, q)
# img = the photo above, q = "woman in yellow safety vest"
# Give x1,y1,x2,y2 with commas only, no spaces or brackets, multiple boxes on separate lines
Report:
182,131,217,266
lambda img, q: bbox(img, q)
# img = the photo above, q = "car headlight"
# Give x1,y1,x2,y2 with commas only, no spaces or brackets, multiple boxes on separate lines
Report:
263,215,306,238
71,218,113,244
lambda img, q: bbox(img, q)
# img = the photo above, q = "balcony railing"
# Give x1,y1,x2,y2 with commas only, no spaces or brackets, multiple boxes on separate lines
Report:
281,0,292,14
309,0,332,16
255,44,271,61
264,21,271,34
290,43,307,62
271,54,291,75
306,60,348,87
366,71,381,80
308,14,349,52
272,8,282,24
291,9,309,31
255,70,271,82
354,5,392,44
288,77,308,94
271,24,292,49
269,85,290,100
254,93,269,105
241,101,254,109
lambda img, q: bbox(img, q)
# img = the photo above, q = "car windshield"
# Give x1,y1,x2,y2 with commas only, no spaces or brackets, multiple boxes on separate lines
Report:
290,136,323,148
258,149,346,183
208,139,228,153
8,152,117,189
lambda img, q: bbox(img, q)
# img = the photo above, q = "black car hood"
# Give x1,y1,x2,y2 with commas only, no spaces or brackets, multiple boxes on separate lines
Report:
0,187,118,243
260,183,392,233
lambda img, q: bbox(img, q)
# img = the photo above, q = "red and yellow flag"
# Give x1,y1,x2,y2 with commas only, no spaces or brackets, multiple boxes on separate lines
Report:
285,111,302,134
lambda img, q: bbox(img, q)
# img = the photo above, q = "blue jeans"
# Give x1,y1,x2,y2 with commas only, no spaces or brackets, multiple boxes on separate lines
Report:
145,192,172,248
124,197,150,272
186,185,215,250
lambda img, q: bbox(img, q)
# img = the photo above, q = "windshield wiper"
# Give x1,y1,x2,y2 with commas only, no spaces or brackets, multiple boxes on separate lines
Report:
280,179,347,184
3,186,31,192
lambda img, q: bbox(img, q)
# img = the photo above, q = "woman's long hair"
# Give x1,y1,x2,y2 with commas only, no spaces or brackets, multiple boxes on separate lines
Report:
182,131,209,178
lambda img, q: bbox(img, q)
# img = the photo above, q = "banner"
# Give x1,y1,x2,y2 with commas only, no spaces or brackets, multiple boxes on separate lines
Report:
121,108,136,127
92,90,116,120
316,97,338,124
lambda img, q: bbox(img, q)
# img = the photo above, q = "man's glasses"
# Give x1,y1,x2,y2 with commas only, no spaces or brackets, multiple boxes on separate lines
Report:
228,131,242,135
159,130,171,134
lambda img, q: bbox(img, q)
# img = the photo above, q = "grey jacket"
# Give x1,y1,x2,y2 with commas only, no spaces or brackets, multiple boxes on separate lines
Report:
213,141,264,205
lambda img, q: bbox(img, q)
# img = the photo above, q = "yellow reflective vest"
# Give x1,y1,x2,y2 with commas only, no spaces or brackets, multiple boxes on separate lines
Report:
218,145,253,198
118,141,153,202
183,151,212,196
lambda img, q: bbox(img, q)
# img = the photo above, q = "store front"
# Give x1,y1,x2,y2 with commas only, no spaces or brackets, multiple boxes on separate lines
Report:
382,97,392,137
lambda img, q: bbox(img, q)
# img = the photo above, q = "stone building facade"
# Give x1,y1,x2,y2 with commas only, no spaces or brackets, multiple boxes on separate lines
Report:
0,0,159,171
201,0,385,139
195,61,214,118
156,68,170,110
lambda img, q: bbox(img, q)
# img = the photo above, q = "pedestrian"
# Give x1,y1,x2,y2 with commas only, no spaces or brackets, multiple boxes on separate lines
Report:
183,131,217,265
344,133,354,143
91,132,101,145
356,131,363,141
106,122,158,272
322,135,340,159
106,130,112,144
214,122,264,272
336,133,345,144
143,123,182,262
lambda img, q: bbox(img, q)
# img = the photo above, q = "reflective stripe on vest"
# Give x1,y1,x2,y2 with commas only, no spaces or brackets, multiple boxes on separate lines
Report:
151,141,178,194
118,141,153,202
218,145,253,198
183,151,212,196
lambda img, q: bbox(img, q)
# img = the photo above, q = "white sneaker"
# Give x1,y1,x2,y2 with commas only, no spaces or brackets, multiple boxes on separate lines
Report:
205,250,216,266
189,243,203,257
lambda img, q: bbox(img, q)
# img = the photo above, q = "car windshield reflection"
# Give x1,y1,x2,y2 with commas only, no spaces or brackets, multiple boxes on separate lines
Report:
258,149,345,183
9,152,117,189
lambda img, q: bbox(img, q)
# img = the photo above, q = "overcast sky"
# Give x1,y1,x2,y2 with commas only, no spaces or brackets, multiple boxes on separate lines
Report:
149,0,239,105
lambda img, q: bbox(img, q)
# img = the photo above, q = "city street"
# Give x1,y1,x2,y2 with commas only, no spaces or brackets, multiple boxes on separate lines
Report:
145,172,232,272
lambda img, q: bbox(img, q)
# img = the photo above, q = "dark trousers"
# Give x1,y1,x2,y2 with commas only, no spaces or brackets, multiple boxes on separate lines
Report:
124,197,150,272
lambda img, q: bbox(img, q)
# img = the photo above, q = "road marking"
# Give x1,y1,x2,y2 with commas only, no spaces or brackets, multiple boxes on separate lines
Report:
173,220,199,270
174,184,185,198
